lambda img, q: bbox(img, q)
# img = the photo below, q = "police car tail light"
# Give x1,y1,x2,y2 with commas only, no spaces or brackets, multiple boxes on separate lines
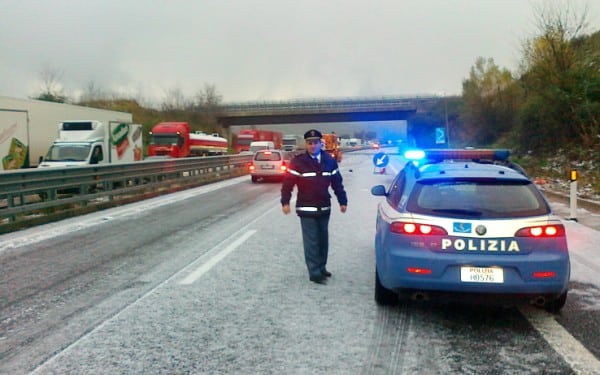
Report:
280,164,287,172
515,224,565,238
532,271,556,278
407,267,432,275
248,163,255,172
390,222,448,235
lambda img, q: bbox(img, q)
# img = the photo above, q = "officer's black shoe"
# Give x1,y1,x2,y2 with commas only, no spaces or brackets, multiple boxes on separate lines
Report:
323,270,332,277
310,275,327,284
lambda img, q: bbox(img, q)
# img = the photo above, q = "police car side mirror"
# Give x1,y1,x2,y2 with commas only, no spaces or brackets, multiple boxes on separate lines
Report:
371,185,387,196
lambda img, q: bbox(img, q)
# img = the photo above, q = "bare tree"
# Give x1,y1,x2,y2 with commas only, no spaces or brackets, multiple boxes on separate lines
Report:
35,65,67,102
161,87,189,112
79,81,107,103
193,83,224,134
195,83,222,110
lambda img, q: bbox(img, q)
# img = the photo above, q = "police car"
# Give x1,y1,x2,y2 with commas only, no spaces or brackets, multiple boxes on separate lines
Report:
371,149,570,312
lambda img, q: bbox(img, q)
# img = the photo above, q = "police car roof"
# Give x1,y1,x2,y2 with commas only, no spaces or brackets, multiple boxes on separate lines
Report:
416,161,529,181
403,148,529,180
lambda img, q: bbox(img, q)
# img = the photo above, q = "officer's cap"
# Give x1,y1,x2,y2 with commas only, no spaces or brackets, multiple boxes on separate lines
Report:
304,129,322,140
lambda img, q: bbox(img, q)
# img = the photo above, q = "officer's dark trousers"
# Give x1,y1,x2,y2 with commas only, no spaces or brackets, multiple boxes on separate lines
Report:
300,214,330,279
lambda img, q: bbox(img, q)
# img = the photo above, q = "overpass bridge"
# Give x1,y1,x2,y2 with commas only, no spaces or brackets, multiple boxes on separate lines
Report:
213,95,448,147
217,95,440,126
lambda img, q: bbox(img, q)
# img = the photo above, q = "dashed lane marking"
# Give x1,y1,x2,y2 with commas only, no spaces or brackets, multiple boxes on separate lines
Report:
31,198,282,374
178,229,256,285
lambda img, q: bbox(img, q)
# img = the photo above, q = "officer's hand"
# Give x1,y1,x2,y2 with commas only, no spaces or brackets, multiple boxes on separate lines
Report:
340,205,347,213
282,204,291,215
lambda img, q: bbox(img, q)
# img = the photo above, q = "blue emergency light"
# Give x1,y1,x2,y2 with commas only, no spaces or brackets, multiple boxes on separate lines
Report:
404,148,510,163
403,149,426,161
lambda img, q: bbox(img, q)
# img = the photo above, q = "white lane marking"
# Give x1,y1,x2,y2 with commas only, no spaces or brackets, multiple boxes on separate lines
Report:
179,229,256,285
0,176,248,253
521,306,600,374
31,198,281,373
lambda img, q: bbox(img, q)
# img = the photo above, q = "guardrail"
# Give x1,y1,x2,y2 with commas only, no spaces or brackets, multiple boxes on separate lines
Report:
0,154,253,234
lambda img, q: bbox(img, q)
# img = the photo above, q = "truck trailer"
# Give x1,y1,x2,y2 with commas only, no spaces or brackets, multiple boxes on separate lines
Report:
39,120,143,168
148,122,228,157
0,95,132,171
234,129,283,153
282,134,305,152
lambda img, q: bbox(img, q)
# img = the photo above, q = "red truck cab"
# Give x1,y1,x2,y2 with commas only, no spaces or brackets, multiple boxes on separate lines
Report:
148,122,191,158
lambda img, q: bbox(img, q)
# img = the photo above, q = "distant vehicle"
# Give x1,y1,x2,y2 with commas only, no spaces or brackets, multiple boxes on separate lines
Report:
0,95,132,170
39,120,143,168
234,129,283,153
370,141,380,149
340,138,360,148
148,122,227,157
249,141,275,153
282,134,305,152
321,133,342,162
371,148,570,312
248,149,291,182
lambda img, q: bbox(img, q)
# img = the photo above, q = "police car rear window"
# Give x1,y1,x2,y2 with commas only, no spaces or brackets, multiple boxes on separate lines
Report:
406,179,550,219
254,152,282,161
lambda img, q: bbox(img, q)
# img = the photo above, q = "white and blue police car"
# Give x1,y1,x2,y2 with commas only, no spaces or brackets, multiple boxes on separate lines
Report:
371,149,570,312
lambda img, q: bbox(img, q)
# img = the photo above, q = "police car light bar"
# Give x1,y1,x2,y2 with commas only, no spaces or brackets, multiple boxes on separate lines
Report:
404,148,510,162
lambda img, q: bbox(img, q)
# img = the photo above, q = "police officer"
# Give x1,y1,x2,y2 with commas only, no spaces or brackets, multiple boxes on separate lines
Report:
281,129,348,284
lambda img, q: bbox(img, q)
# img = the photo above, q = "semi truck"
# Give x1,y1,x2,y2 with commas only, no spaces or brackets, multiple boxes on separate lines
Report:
1,95,132,171
282,134,305,152
147,122,228,157
234,129,283,153
39,120,143,168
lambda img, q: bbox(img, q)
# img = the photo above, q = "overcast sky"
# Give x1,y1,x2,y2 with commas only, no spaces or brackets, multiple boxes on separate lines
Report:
1,0,598,105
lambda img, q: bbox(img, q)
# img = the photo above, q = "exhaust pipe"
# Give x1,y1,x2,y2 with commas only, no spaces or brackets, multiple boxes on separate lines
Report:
410,291,429,301
532,296,546,307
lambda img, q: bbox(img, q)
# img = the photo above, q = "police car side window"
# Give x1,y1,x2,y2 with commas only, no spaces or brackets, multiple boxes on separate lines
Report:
387,171,406,208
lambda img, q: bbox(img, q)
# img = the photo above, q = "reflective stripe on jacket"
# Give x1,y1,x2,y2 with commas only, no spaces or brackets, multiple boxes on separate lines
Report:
281,151,347,217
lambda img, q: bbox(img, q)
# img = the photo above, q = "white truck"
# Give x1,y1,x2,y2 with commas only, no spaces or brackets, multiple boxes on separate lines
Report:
0,95,132,171
39,120,143,168
249,141,275,153
282,134,304,152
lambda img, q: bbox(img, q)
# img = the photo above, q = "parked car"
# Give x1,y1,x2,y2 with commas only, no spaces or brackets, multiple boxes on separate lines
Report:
248,149,291,182
370,148,570,312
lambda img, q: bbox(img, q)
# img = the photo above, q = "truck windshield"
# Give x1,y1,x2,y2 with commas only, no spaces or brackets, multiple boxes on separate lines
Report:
150,134,181,145
45,144,91,162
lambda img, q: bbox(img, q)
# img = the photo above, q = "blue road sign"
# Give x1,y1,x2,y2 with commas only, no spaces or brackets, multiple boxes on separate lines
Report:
436,127,446,144
373,152,389,168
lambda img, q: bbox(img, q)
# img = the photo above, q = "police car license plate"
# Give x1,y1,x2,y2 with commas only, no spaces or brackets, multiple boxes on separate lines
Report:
261,165,275,169
460,267,504,283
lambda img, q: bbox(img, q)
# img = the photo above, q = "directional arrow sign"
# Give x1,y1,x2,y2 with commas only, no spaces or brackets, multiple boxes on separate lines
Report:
372,152,389,168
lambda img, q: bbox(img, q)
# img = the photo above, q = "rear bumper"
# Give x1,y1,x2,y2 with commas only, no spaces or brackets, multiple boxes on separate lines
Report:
251,170,286,178
377,247,570,295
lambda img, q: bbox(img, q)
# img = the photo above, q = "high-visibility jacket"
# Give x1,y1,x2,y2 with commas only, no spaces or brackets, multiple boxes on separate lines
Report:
281,151,347,217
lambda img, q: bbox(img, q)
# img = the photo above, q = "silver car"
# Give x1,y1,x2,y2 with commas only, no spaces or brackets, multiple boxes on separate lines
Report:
248,149,291,182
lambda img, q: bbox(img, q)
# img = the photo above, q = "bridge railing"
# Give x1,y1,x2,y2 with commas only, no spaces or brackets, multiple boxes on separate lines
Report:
0,154,253,234
221,95,440,113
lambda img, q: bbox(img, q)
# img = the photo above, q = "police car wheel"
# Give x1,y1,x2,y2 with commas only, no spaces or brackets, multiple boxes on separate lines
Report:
545,290,567,313
251,176,258,183
375,268,397,305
